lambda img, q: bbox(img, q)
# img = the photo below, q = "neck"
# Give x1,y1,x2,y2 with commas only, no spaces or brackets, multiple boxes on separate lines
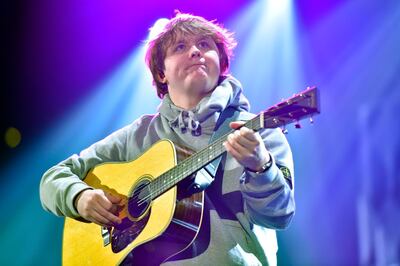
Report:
168,90,211,110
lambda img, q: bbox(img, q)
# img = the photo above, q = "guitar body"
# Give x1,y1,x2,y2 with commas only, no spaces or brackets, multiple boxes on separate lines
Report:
62,140,204,265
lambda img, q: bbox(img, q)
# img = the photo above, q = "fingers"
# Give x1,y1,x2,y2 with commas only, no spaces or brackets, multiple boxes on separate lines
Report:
237,128,259,145
226,133,252,156
227,127,259,149
230,122,260,141
239,126,260,142
224,135,256,164
224,124,269,171
92,203,122,226
229,121,246,130
76,189,122,226
224,128,258,160
223,140,244,162
89,209,116,226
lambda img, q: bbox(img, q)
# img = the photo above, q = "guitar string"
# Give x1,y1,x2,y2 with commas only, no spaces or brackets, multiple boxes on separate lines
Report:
133,137,226,206
134,118,258,207
132,118,260,207
131,128,235,207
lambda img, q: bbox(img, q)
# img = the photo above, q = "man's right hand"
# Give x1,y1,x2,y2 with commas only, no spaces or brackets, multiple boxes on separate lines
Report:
75,189,122,227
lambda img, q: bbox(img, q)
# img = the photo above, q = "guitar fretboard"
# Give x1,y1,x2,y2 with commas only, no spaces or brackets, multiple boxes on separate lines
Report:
148,115,263,199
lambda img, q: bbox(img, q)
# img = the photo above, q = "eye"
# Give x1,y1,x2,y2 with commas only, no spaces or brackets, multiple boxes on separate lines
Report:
174,43,186,52
198,40,210,49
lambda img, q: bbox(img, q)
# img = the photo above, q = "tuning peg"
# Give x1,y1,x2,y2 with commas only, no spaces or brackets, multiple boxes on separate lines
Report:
309,116,314,124
295,121,301,129
282,128,288,134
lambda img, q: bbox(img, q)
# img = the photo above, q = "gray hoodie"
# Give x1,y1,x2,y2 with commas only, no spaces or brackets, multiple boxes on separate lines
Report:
40,76,295,265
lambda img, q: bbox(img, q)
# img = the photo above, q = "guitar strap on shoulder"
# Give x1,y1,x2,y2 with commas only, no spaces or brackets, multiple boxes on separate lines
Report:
185,106,241,194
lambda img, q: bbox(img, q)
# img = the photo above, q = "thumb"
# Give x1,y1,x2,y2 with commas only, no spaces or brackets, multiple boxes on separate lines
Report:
229,121,246,130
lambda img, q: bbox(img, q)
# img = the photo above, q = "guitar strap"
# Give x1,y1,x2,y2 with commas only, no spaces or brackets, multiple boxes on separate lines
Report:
185,106,241,194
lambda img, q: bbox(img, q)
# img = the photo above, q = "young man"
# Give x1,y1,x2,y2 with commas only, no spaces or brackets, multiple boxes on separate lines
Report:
40,13,295,265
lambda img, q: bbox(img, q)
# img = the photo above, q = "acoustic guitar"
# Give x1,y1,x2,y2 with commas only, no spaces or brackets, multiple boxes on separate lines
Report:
62,87,320,265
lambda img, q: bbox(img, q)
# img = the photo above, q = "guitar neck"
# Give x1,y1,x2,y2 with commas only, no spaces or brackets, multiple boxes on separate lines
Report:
148,115,262,200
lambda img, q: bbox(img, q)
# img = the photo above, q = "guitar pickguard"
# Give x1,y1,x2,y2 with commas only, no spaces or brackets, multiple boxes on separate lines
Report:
111,209,151,253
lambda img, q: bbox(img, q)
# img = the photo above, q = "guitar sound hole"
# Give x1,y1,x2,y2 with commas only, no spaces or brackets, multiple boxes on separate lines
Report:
128,178,151,219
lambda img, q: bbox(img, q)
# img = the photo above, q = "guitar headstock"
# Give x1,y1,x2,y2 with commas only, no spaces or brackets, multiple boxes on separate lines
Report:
262,86,320,129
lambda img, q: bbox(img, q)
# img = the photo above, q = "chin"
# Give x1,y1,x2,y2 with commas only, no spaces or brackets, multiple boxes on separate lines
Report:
190,79,217,93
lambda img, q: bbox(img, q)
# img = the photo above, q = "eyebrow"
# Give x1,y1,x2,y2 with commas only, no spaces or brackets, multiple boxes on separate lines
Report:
174,36,211,44
174,39,186,44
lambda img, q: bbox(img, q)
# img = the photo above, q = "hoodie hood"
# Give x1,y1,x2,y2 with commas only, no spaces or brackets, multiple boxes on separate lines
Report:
158,75,250,136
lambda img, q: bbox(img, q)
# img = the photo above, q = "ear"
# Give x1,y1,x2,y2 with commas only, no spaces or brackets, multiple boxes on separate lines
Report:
157,71,167,84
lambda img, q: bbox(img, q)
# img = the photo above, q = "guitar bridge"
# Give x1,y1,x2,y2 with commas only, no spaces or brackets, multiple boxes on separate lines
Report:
101,226,111,246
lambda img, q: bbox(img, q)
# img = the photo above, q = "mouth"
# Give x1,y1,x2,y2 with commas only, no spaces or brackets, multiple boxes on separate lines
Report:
186,63,206,70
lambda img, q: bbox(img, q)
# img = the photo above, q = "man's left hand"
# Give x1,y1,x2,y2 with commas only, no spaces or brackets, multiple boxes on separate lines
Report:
223,121,271,172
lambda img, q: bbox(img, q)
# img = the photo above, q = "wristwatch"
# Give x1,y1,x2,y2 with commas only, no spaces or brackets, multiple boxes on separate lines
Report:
246,153,273,174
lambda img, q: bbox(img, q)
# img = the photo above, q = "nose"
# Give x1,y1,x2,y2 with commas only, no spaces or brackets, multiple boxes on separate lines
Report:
190,45,201,58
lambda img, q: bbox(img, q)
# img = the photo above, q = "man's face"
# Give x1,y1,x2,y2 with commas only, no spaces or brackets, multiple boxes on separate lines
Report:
161,33,221,96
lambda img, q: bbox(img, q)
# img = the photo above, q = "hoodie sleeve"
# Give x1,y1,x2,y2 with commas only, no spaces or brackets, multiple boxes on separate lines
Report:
39,124,132,218
239,127,295,229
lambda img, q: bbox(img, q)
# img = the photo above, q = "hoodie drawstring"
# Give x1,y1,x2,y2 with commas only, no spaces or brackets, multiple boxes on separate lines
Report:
169,110,201,136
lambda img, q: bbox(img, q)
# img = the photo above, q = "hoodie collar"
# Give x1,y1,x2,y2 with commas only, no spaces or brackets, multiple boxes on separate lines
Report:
158,75,250,136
